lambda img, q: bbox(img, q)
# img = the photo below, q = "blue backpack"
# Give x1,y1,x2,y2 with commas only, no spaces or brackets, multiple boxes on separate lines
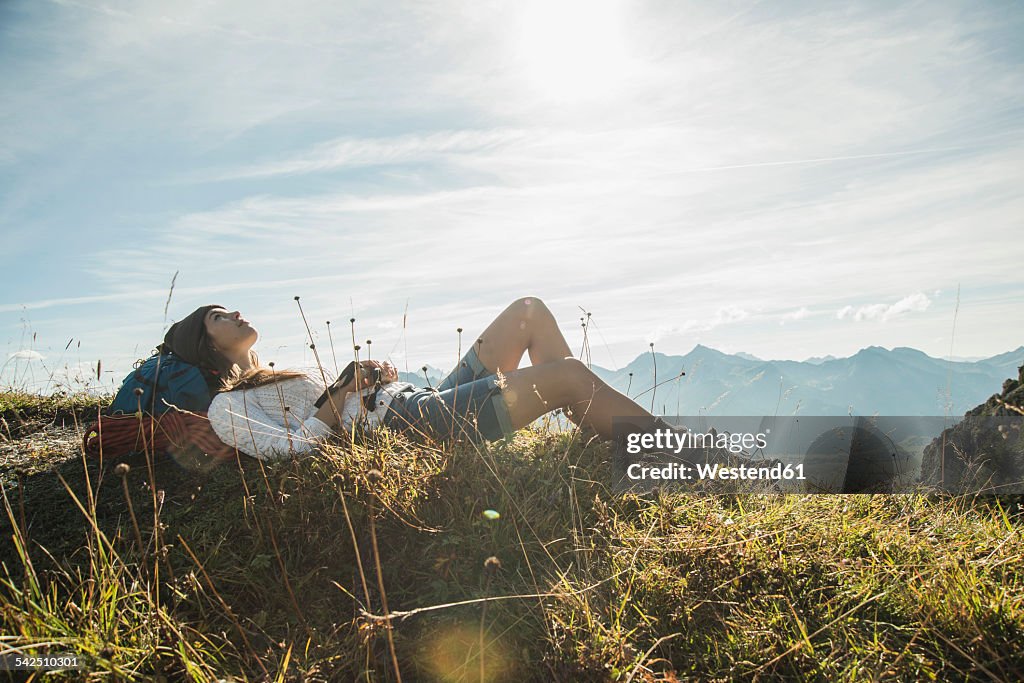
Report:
108,352,215,416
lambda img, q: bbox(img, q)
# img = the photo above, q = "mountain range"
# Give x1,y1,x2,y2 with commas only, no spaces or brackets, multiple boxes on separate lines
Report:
401,345,1024,417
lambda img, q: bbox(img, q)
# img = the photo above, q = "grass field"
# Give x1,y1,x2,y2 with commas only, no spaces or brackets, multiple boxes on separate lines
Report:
1,390,1022,681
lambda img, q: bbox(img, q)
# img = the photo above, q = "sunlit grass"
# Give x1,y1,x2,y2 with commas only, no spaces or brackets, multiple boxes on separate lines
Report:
1,390,1023,680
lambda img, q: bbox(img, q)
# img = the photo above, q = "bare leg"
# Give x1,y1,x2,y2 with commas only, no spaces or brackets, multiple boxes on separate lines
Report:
469,297,573,374
499,358,652,440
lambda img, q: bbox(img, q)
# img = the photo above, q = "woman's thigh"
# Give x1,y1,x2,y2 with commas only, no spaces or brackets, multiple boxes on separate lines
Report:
496,360,585,430
439,297,567,385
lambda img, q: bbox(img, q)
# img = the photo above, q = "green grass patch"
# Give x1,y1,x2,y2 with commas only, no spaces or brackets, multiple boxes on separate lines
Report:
0,390,1022,680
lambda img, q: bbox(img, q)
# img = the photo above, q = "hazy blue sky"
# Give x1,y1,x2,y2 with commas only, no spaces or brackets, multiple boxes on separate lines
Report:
2,0,1022,393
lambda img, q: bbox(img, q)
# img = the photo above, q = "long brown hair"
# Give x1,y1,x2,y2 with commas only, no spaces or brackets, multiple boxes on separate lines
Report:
222,365,312,392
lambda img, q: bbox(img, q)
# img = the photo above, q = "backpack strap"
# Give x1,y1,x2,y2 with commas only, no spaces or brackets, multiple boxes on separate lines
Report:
133,362,195,388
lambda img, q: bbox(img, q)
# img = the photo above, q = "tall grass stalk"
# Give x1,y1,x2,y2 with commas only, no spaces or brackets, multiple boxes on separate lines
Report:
366,470,403,683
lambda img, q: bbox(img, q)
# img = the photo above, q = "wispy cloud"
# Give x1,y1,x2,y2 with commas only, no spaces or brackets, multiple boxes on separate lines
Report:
6,350,45,361
780,307,811,325
199,128,536,181
648,306,751,343
836,293,932,322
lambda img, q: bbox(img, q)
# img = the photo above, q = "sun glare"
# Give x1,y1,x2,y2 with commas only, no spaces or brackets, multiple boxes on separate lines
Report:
515,0,632,103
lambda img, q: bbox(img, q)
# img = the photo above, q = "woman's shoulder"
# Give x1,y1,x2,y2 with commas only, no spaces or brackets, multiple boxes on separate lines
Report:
291,366,329,386
273,372,327,400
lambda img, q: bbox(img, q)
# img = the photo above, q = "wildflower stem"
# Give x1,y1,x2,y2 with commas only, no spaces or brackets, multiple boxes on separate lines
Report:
120,471,151,586
367,492,403,682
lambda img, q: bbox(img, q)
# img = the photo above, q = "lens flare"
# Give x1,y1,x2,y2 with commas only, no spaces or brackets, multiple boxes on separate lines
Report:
418,621,513,682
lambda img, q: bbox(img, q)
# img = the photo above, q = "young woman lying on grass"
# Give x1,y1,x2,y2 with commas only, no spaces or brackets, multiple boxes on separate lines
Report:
165,297,665,460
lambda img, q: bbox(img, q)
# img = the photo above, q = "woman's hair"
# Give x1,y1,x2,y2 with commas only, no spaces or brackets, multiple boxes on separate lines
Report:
221,366,312,392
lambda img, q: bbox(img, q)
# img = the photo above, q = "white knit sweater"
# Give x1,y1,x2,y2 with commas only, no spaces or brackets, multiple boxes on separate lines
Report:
207,369,415,461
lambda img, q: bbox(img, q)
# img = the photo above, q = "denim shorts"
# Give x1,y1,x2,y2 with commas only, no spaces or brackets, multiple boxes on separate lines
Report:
382,346,516,443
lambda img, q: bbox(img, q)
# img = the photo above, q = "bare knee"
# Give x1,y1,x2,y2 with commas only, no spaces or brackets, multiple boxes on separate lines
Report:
511,295,547,317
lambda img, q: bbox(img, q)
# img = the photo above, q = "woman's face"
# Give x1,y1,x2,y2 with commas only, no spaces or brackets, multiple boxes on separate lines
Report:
204,307,258,354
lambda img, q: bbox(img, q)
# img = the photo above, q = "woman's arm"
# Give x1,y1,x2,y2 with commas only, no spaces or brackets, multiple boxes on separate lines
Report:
207,389,334,460
311,360,387,427
312,387,352,428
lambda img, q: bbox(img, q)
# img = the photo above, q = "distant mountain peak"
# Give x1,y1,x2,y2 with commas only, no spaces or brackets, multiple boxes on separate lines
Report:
687,343,723,355
979,346,1024,366
855,345,890,357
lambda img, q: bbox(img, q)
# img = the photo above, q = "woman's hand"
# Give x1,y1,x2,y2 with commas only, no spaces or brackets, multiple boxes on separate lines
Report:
315,360,398,429
343,360,398,390
376,361,399,383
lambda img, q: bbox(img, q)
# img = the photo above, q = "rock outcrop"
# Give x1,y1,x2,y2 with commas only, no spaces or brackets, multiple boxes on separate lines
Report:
920,365,1024,492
